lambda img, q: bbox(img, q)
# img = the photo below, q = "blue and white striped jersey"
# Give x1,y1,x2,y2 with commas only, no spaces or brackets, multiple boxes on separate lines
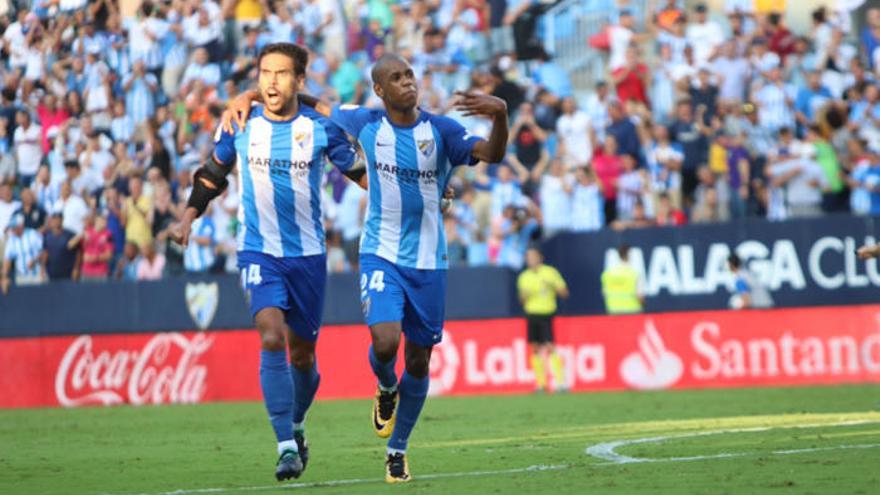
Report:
184,216,217,272
330,106,482,270
4,228,43,278
214,105,356,258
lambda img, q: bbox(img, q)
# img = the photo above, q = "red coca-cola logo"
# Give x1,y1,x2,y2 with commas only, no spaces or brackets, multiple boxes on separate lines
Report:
54,333,214,407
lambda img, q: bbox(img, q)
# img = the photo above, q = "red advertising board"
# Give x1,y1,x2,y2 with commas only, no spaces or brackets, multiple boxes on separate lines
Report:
2,305,879,408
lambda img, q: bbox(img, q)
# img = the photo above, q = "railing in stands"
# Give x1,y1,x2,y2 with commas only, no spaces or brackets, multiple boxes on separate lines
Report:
543,0,650,94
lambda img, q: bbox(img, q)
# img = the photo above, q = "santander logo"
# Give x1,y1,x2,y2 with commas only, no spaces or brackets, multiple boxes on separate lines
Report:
619,320,683,390
55,333,214,407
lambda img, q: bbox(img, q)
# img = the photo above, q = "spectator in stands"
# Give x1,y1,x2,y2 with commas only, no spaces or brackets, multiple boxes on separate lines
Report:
570,166,604,232
755,67,797,134
724,132,752,219
183,205,217,274
615,153,646,222
510,102,549,181
712,41,751,104
136,241,165,282
534,157,572,237
13,110,42,187
42,210,79,282
114,241,141,281
795,71,832,137
482,163,528,221
607,9,652,72
16,188,45,232
863,8,880,71
555,97,592,170
643,122,684,211
606,100,641,165
55,180,90,236
687,3,724,66
669,100,710,201
79,213,114,282
2,213,45,293
612,46,650,108
335,180,366,272
766,128,827,218
655,191,687,226
0,183,21,236
123,175,153,251
593,135,623,225
685,67,720,124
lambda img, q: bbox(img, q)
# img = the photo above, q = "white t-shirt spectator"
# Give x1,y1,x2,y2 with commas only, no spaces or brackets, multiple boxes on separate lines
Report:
0,198,22,233
79,148,115,186
539,175,573,232
556,111,593,167
608,25,634,71
127,18,169,69
751,51,781,76
183,7,223,47
712,56,751,102
490,180,524,219
14,124,43,177
56,195,90,236
686,21,725,66
23,46,44,81
771,159,826,208
3,21,27,69
571,183,604,232
336,183,367,242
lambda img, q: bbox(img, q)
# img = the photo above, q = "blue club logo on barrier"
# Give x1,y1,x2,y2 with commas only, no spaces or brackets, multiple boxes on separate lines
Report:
186,282,219,330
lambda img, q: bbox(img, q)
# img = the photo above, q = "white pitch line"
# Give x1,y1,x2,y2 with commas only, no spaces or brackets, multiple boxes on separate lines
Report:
586,419,880,464
111,464,570,495
110,419,880,495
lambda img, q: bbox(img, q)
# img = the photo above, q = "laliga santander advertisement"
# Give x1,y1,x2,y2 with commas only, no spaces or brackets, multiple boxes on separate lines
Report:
1,305,880,408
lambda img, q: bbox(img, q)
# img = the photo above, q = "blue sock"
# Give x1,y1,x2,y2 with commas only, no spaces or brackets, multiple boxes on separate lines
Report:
260,350,294,443
291,362,320,425
387,371,429,453
369,345,399,390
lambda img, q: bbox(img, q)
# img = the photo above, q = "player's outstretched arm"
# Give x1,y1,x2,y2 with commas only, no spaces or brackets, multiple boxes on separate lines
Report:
222,90,332,133
171,156,232,247
453,91,508,163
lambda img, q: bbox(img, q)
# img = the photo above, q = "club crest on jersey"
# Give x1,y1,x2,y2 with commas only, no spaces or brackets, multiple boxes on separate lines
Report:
417,139,435,157
294,131,310,148
185,282,219,330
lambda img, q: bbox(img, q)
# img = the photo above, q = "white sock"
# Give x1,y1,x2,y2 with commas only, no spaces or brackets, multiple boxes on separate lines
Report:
378,382,398,393
277,439,298,455
387,447,406,456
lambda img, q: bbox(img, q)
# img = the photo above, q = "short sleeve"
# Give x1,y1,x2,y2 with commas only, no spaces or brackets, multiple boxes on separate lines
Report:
330,104,377,139
3,239,14,260
551,267,567,290
213,124,237,166
31,231,43,252
433,115,483,167
324,120,357,172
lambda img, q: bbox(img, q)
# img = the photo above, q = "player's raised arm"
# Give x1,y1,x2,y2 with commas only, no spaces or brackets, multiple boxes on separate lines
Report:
223,90,332,133
452,91,509,163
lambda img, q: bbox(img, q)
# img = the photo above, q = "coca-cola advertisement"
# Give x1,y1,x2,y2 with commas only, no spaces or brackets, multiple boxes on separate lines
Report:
1,305,879,408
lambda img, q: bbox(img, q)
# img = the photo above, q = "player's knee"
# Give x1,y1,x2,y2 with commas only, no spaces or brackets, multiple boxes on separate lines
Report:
258,326,287,351
373,337,400,362
290,346,315,370
405,357,430,378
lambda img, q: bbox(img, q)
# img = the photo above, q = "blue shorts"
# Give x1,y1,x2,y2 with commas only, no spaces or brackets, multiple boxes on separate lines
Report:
238,251,326,342
359,254,446,347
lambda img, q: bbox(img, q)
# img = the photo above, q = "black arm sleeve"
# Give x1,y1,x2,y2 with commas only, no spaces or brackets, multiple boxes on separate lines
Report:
186,157,233,217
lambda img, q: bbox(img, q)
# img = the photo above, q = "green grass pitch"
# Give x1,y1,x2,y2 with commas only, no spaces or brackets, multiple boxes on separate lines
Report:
2,385,879,494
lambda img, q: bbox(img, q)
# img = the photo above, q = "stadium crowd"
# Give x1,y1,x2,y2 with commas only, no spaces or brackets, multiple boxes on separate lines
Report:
1,0,879,290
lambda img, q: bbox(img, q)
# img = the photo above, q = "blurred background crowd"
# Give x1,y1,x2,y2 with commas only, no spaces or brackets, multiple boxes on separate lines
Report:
1,0,879,289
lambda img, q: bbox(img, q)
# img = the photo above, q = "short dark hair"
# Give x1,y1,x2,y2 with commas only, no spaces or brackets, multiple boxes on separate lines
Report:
371,54,409,85
257,42,309,77
618,244,630,260
728,253,742,269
